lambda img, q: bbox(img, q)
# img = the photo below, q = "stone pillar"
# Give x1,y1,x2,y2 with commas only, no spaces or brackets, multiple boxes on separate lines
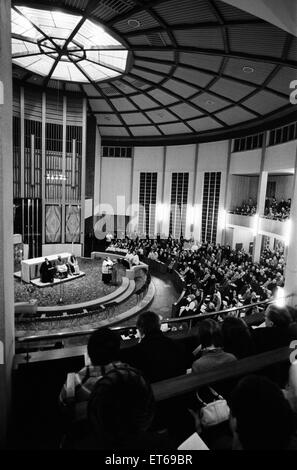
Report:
284,146,297,307
0,0,14,447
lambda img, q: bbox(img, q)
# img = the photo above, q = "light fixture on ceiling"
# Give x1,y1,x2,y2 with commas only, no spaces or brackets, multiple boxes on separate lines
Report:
206,100,215,106
128,19,141,28
242,66,254,74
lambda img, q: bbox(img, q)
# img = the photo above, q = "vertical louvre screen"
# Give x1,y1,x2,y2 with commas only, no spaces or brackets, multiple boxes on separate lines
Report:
13,116,21,198
65,125,82,204
138,172,157,237
201,172,221,243
169,172,189,238
45,123,63,201
24,119,42,199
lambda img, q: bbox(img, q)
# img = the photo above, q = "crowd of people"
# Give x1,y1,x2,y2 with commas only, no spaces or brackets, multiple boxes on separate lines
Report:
264,197,291,221
54,223,297,451
108,235,285,318
230,196,291,221
230,197,257,216
59,306,297,450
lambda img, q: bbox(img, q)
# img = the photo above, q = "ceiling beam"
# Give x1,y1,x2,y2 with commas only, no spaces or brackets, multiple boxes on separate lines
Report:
124,20,266,38
73,61,133,137
129,46,297,69
132,55,290,100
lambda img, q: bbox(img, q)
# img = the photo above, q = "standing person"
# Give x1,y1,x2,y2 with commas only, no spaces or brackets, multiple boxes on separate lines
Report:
102,256,113,284
67,254,79,275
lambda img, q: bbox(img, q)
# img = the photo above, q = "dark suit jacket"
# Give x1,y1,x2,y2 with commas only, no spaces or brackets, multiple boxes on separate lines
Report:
121,330,187,383
250,323,297,354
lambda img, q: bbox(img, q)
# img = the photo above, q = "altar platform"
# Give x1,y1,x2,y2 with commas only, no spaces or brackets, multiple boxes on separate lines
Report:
14,270,85,287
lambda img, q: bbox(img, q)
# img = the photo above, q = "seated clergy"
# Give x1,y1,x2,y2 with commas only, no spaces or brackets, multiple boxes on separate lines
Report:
40,257,56,283
56,255,69,278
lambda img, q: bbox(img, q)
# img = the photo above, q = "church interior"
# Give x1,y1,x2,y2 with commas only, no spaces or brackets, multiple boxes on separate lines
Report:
1,0,297,451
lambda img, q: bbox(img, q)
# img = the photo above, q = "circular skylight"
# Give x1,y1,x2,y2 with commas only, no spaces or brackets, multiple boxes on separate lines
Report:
11,6,128,83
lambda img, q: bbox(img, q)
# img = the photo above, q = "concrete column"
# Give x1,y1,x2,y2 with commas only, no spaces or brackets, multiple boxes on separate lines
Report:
0,0,14,447
284,146,297,307
158,146,167,235
61,95,67,244
191,143,199,241
253,132,267,262
41,92,46,245
80,98,87,254
221,140,232,245
93,126,101,218
253,171,268,262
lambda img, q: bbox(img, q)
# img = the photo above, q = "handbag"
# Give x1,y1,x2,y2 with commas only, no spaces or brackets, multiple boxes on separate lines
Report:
196,387,230,428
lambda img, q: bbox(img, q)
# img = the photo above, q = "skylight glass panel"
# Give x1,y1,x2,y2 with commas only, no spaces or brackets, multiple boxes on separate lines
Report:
52,62,87,82
74,19,121,48
11,9,41,40
14,55,55,76
17,6,81,33
98,51,128,71
12,39,40,56
81,61,120,81
11,6,128,83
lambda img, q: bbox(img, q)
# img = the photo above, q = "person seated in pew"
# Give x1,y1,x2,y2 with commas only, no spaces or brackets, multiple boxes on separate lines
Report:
62,363,175,450
229,375,297,450
122,250,133,269
192,319,237,374
39,257,56,283
131,250,140,266
59,327,122,420
250,304,297,353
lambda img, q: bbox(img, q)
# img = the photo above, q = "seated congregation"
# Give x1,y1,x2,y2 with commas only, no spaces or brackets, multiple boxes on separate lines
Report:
59,307,297,450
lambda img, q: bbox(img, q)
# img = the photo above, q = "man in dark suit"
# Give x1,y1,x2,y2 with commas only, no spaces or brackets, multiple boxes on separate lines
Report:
40,257,56,283
120,311,190,439
123,311,187,383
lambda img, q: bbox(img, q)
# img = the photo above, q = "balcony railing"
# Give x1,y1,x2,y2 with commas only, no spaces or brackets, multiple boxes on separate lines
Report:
226,213,288,239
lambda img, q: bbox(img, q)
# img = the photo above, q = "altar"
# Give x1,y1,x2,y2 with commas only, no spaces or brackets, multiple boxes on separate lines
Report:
21,252,71,283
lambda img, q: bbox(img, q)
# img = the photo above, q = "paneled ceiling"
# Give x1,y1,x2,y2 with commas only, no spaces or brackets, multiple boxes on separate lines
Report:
11,0,297,145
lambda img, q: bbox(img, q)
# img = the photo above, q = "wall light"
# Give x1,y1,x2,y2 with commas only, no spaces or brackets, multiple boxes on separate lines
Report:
252,213,259,236
218,209,227,230
157,203,167,222
187,205,195,226
284,219,292,246
274,286,286,308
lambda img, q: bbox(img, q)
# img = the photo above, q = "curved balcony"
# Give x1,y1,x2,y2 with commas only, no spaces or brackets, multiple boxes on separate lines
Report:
226,213,255,229
226,213,288,240
258,217,288,238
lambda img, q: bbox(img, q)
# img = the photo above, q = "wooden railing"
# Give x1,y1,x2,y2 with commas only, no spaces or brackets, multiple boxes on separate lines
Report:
15,297,275,345
152,346,291,402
